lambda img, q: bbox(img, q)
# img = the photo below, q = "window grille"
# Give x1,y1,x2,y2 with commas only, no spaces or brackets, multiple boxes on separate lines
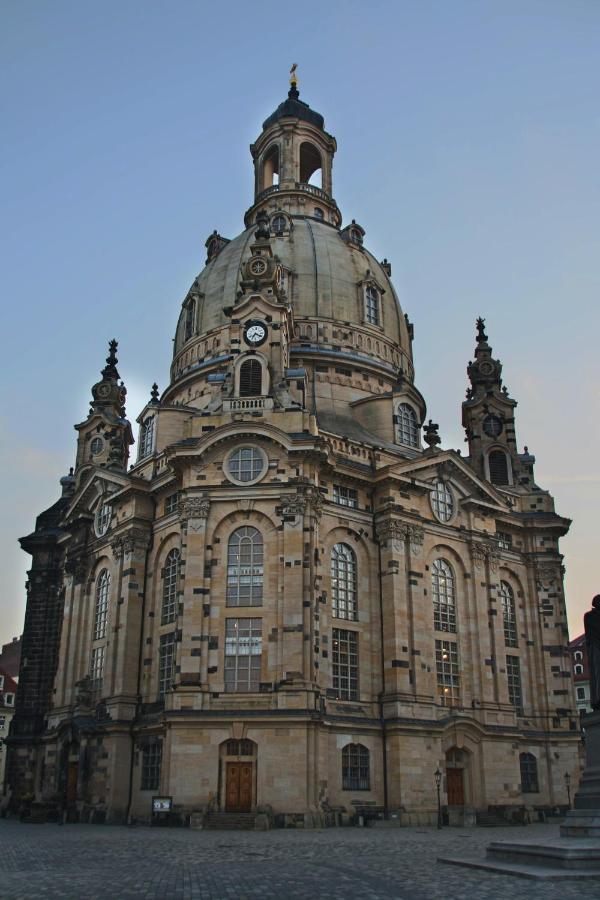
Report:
141,741,162,791
507,655,523,714
164,492,179,515
224,618,262,692
435,640,460,706
520,752,539,793
184,301,195,341
227,447,264,483
342,743,370,790
93,570,110,640
489,450,510,485
331,544,358,621
138,417,155,460
432,559,456,633
496,531,512,551
500,581,518,647
333,484,358,508
239,359,262,397
396,404,419,447
431,481,454,522
227,527,263,607
90,646,105,691
332,629,358,700
365,286,380,326
161,549,180,625
158,632,176,698
95,502,112,537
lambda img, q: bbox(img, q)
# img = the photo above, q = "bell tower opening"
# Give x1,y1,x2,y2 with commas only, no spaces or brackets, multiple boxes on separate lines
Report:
299,141,322,187
262,144,279,189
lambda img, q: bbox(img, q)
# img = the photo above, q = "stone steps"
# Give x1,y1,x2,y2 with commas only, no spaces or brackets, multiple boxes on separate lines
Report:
205,812,256,830
439,836,600,880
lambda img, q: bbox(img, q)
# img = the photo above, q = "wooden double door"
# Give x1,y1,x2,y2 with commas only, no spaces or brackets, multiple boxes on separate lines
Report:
446,767,465,806
225,762,253,812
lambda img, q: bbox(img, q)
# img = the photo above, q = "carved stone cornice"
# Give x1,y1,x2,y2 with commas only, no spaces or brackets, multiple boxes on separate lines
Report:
64,552,90,584
375,521,424,556
281,487,323,520
535,562,565,589
471,540,499,572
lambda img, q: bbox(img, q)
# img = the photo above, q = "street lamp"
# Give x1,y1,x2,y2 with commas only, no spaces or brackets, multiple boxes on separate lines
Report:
435,767,443,829
564,771,571,809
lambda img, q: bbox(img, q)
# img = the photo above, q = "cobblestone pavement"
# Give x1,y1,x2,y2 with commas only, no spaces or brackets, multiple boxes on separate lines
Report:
0,820,594,899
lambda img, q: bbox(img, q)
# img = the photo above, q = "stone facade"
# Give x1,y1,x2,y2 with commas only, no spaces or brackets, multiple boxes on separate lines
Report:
6,83,580,826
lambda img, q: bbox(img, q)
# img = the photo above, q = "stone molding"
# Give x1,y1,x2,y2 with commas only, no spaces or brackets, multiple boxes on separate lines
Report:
111,528,151,560
471,540,499,572
376,521,424,555
281,487,323,520
179,496,210,522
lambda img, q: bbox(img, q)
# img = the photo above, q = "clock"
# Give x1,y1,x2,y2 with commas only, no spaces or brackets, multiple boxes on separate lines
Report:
244,320,268,347
249,258,267,276
483,414,503,438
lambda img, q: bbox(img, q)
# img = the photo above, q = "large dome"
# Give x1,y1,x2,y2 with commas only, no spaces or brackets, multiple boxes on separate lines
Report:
178,219,412,360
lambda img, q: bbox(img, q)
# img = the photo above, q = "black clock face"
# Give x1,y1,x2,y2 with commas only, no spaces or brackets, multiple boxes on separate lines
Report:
483,414,503,438
244,320,268,346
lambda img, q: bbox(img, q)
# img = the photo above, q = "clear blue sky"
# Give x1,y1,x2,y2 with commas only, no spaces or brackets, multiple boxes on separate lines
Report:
1,0,598,647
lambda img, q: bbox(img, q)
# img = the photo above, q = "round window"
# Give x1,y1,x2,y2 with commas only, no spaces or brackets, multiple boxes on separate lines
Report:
250,258,267,276
271,214,286,234
95,502,112,537
431,480,454,522
226,447,267,485
483,414,503,438
90,437,104,455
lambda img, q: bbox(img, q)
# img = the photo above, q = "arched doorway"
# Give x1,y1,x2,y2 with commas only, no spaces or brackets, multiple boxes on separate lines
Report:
220,739,256,812
445,747,469,807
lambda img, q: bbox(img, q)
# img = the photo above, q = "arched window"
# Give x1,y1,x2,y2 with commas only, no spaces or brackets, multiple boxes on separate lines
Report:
331,543,358,621
271,214,286,234
239,359,263,397
365,286,380,326
313,207,324,220
138,417,155,460
342,743,370,790
574,664,583,675
574,651,583,661
227,527,263,607
396,403,419,447
500,581,517,647
489,450,510,485
432,559,456,632
184,300,195,341
161,549,180,625
431,481,454,522
520,752,539,793
93,570,110,640
299,141,322,186
262,144,279,188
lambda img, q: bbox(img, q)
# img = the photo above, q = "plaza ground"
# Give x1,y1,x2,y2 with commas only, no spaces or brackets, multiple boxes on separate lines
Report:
0,820,593,899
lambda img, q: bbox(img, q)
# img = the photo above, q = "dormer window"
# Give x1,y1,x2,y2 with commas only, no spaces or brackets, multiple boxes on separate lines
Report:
138,416,155,460
184,298,195,341
395,403,419,447
90,437,104,456
314,207,324,221
271,214,287,235
365,285,380,326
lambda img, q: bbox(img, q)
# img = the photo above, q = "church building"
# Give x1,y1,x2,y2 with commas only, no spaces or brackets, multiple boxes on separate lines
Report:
7,78,579,826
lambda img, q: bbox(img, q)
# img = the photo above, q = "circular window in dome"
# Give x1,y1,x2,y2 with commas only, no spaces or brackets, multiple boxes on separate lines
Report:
90,437,104,456
271,214,287,234
95,502,112,537
226,446,267,485
431,480,454,523
483,414,503,438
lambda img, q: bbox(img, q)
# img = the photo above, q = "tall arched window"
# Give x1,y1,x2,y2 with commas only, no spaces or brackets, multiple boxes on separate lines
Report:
262,144,279,188
138,417,155,460
331,543,358,621
161,549,180,625
184,299,195,341
342,743,370,790
365,285,380,326
93,569,110,640
239,359,263,397
299,141,322,186
432,558,456,632
520,752,539,793
227,527,263,607
396,403,418,447
500,581,517,647
489,450,510,485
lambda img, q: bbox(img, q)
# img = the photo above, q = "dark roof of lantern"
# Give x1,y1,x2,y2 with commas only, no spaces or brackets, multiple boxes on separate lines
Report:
262,88,325,131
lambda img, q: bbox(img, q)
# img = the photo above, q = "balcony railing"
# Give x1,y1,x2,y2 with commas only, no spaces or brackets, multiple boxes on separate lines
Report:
253,182,331,205
224,397,273,412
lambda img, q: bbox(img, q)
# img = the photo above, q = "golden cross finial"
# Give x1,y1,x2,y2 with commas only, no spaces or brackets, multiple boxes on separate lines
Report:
290,63,298,87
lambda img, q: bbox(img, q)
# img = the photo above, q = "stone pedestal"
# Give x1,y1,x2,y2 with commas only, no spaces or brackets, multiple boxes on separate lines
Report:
561,710,600,837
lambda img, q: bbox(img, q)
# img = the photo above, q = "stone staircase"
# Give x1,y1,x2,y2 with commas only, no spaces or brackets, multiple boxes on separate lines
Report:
476,810,510,827
205,812,256,830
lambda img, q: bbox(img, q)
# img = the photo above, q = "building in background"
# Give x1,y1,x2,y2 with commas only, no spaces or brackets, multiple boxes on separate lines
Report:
569,633,591,715
0,669,17,794
0,637,22,682
7,82,580,826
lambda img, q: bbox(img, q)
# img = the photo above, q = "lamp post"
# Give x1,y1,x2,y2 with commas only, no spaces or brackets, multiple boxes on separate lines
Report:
435,767,443,829
564,771,571,809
